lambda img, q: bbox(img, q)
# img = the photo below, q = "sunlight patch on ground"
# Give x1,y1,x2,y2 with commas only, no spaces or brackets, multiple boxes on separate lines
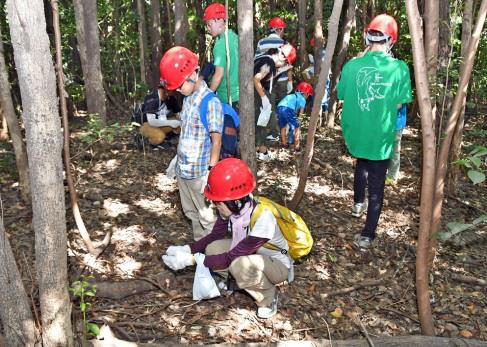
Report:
113,255,143,277
135,197,173,216
111,224,148,247
92,158,122,173
103,198,131,217
154,173,178,193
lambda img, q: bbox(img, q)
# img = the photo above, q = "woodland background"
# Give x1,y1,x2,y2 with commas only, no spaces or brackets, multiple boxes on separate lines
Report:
0,0,487,346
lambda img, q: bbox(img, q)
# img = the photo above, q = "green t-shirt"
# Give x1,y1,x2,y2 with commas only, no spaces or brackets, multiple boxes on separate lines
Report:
337,51,412,160
213,29,239,103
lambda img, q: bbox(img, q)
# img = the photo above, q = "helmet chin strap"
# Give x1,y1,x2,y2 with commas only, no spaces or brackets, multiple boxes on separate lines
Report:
365,32,394,55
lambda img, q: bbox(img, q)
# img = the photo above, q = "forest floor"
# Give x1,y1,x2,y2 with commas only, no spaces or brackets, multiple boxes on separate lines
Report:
1,112,487,345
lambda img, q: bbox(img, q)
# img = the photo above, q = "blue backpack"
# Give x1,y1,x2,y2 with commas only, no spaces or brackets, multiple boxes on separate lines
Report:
199,92,240,159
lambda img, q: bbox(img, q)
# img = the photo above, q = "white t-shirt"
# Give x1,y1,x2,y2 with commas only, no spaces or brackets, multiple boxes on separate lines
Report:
249,210,292,269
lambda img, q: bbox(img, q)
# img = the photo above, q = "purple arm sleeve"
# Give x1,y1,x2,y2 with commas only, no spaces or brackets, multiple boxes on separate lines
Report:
203,236,269,270
190,217,229,254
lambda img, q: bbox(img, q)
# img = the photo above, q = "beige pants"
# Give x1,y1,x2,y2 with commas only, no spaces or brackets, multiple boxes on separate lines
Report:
177,175,216,241
206,239,289,307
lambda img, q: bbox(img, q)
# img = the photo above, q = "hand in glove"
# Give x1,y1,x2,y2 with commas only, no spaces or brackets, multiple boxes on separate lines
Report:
166,244,191,256
287,81,293,94
162,252,195,271
200,171,209,194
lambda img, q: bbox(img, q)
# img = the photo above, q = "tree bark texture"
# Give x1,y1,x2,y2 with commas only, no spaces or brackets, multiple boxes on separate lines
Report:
327,0,356,128
313,0,324,78
0,205,37,347
449,0,474,196
430,0,487,273
73,0,107,125
237,0,256,176
150,0,162,88
405,0,436,336
424,0,439,125
194,0,206,60
0,24,30,203
174,0,188,46
290,0,344,210
0,108,8,140
6,0,74,345
136,0,148,85
164,0,173,48
298,0,307,69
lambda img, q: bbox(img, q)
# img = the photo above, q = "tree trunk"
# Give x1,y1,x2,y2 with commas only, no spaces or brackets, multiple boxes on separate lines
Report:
0,24,31,203
289,0,344,210
298,0,307,69
194,0,206,60
424,0,439,127
136,0,148,86
149,0,162,89
73,0,107,125
174,0,188,46
405,0,436,336
164,0,173,48
237,0,256,176
448,0,474,196
430,0,487,280
6,0,74,345
0,109,8,140
313,0,324,78
0,203,37,347
327,0,355,128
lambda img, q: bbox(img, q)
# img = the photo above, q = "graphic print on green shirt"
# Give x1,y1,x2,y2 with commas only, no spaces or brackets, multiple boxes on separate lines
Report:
213,29,239,103
337,51,412,160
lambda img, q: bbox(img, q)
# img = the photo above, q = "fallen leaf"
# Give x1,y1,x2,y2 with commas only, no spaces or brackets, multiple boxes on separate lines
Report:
459,330,473,338
330,307,343,318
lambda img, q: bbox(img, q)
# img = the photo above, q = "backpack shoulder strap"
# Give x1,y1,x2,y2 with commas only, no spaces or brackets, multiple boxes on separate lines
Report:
199,92,217,133
222,103,239,127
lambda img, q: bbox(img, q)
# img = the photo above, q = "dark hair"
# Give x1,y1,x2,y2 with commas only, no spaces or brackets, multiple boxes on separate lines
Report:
223,195,252,214
367,29,388,44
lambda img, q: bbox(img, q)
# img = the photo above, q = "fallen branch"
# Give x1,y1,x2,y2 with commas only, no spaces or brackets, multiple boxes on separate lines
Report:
320,280,382,300
451,274,487,286
347,312,375,347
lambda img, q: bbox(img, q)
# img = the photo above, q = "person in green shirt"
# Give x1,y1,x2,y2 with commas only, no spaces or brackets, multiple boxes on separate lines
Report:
203,3,239,110
336,14,412,249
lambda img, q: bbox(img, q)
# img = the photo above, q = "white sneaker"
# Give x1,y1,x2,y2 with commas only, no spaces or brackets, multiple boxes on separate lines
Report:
266,134,279,142
257,291,279,319
354,234,373,249
257,151,274,161
351,201,367,217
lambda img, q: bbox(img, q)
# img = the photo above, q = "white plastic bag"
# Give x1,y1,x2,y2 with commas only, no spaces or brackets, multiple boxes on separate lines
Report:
166,155,177,179
257,106,272,127
192,253,220,300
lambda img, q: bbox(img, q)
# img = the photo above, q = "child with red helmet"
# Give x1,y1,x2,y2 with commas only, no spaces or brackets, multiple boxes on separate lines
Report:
159,46,224,241
162,158,296,319
336,14,412,249
276,82,313,151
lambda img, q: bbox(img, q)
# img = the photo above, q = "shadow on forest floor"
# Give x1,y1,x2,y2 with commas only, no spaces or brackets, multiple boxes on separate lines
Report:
1,113,486,344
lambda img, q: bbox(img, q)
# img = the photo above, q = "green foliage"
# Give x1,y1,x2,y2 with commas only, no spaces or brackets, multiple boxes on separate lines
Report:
453,145,487,185
70,275,99,340
438,214,487,241
80,114,132,145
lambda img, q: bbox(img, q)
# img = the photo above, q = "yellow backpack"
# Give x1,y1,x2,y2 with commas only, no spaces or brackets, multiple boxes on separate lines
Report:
250,196,313,260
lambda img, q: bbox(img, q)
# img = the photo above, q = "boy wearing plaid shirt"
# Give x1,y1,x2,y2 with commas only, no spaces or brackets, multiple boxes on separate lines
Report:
160,46,224,241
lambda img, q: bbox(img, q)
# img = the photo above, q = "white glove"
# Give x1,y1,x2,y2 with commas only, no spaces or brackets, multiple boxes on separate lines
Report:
200,171,209,194
166,155,177,179
166,245,191,256
162,253,195,271
287,81,293,94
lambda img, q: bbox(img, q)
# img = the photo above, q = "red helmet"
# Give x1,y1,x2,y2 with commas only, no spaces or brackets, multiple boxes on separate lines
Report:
204,158,256,201
159,46,198,90
296,82,313,96
280,44,297,65
366,14,398,44
269,17,286,29
203,3,226,21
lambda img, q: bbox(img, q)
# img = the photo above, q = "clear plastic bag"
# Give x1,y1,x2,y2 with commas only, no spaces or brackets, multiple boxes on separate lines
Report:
192,253,220,300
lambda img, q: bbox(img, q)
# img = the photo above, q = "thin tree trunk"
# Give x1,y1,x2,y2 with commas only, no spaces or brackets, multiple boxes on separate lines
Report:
136,0,148,85
0,199,37,347
313,0,324,78
0,24,31,203
6,0,74,345
298,0,307,69
327,0,355,128
73,0,107,125
164,0,173,48
174,0,188,46
430,0,487,277
449,0,474,196
194,0,206,59
405,0,436,336
424,0,439,126
237,0,256,176
289,0,344,210
150,0,162,88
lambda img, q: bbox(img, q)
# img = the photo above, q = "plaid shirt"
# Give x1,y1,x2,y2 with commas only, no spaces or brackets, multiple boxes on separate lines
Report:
176,82,223,179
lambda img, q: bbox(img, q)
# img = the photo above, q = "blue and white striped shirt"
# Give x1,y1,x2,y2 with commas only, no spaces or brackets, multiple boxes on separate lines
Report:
255,33,288,82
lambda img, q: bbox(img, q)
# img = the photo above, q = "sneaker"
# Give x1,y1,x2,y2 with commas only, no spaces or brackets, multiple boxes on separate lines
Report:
257,151,274,161
266,134,279,142
257,291,279,319
354,234,373,249
351,201,368,217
